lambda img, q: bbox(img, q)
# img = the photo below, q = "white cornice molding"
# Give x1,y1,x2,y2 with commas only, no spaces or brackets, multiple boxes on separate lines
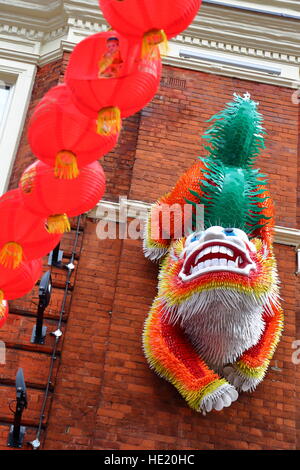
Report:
88,199,151,223
0,1,299,86
88,199,300,248
174,31,300,65
202,1,300,17
164,55,299,89
274,226,300,248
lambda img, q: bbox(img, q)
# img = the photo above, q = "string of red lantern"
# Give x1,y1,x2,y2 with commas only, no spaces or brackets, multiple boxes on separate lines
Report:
0,0,202,328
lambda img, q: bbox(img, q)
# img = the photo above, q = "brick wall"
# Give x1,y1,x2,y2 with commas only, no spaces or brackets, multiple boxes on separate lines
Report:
0,57,299,450
45,236,298,451
296,99,300,451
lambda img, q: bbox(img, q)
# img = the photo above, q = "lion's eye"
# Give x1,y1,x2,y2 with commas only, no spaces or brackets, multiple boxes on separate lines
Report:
223,228,236,236
188,232,203,244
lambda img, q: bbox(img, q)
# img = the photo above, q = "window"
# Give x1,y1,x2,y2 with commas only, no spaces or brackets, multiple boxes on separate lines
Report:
0,59,36,195
0,82,12,139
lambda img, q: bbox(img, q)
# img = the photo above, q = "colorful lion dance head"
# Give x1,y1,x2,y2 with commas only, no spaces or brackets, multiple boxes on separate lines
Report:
143,94,283,414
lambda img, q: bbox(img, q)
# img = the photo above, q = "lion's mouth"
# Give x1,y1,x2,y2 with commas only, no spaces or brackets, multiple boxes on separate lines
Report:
179,240,256,282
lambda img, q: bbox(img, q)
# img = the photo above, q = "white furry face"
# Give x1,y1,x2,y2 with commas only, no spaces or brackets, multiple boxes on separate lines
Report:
179,226,257,282
155,224,279,328
157,227,280,366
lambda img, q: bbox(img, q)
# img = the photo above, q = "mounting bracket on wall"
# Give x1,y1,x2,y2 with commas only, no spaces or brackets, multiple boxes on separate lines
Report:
31,271,52,345
48,243,64,268
7,368,28,448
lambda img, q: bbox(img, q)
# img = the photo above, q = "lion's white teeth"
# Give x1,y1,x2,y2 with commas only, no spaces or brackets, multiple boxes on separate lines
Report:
195,253,202,264
193,246,237,265
182,238,257,282
180,236,257,281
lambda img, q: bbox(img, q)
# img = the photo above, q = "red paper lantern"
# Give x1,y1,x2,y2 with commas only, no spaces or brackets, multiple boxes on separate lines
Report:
99,0,202,54
19,160,106,234
28,84,118,179
65,31,161,136
0,258,41,327
0,300,8,328
0,259,42,301
0,189,61,269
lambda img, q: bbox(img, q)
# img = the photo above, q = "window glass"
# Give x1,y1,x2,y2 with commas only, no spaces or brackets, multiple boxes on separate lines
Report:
0,83,11,138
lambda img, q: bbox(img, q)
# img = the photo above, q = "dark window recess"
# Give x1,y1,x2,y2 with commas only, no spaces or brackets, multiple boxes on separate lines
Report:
160,77,187,89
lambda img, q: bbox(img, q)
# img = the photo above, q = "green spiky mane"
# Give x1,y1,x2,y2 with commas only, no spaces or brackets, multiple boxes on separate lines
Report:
203,93,266,169
187,93,271,235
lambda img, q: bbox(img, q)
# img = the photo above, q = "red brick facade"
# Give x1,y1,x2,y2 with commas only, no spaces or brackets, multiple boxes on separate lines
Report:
0,52,299,450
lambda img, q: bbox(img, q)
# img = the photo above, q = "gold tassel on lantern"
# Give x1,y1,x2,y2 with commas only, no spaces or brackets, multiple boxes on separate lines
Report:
55,150,80,180
46,214,71,234
0,242,23,269
0,290,6,321
97,107,121,136
20,167,36,194
142,29,168,59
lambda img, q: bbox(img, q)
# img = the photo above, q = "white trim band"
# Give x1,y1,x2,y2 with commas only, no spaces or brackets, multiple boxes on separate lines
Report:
0,1,299,87
88,199,300,248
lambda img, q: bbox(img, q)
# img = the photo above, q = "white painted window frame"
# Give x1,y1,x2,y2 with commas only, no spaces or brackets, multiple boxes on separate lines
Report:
0,82,13,140
0,58,36,195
